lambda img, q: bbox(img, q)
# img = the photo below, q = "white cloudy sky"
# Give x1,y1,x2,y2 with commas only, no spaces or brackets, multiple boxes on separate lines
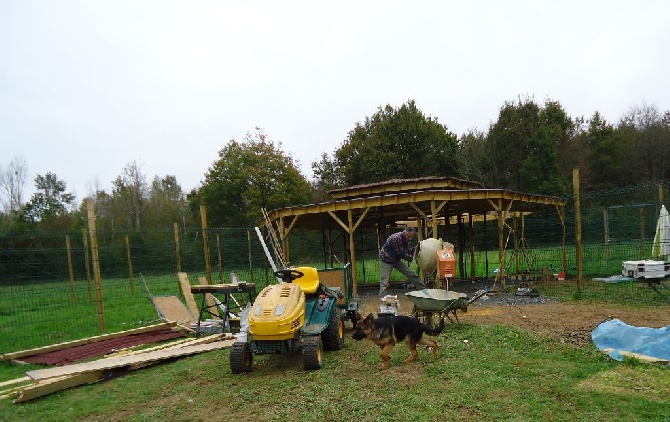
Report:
1,1,668,200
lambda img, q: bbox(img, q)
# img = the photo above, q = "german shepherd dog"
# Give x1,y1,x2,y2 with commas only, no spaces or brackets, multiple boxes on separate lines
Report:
351,313,445,369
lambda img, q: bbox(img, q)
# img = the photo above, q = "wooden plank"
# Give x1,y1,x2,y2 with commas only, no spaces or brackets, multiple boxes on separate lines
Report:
26,339,236,381
15,335,233,402
0,376,31,389
0,322,177,361
602,348,670,364
0,379,33,398
14,371,105,403
178,272,200,317
151,296,195,324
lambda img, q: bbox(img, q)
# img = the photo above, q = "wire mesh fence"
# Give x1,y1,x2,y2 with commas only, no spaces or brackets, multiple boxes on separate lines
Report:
1,180,668,355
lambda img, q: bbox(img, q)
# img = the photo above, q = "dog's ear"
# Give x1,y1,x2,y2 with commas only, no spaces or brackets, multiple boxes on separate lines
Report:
364,313,374,323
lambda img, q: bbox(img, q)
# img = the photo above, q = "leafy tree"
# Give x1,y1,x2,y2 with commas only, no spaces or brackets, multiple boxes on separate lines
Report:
456,129,498,187
111,161,148,230
519,100,573,195
0,156,28,215
581,112,635,190
329,100,459,186
200,128,313,227
143,175,187,228
310,152,343,202
23,172,76,226
485,96,541,190
618,103,670,182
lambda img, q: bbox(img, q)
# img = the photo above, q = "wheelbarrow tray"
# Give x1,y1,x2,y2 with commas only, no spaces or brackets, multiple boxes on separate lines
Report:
405,289,468,312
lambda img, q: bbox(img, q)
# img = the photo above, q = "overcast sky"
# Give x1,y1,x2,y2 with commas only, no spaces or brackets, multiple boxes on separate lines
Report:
1,1,668,201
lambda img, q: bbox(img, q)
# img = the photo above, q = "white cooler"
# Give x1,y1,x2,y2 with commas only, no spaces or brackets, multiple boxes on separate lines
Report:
622,260,669,279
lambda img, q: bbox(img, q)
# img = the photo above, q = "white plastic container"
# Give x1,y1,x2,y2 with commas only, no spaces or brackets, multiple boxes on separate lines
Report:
622,260,668,279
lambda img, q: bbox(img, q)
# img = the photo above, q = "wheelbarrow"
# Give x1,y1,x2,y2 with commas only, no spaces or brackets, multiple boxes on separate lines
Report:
405,289,486,327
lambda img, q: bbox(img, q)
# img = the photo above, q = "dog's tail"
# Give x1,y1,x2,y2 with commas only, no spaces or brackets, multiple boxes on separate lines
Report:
424,317,445,336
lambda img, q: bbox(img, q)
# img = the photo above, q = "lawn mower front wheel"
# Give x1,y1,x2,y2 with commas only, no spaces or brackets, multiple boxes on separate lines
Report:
230,341,253,374
302,336,324,370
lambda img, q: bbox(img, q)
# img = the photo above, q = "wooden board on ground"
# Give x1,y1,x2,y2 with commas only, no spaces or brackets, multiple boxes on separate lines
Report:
0,322,177,361
10,335,234,402
178,272,200,316
26,338,236,381
151,296,195,324
602,348,670,364
14,371,106,403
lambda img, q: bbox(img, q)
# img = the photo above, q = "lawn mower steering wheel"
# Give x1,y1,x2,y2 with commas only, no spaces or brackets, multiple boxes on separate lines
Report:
273,268,304,282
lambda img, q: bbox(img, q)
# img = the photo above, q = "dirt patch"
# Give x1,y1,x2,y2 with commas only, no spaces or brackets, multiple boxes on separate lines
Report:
356,289,670,347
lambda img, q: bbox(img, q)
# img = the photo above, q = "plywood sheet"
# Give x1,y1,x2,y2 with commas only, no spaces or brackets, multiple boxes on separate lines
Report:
151,296,195,324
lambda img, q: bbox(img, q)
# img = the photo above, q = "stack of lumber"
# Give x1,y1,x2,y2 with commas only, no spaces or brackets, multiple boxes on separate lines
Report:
0,323,236,403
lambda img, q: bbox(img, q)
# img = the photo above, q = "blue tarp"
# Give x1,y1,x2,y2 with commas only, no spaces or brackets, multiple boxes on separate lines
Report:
592,318,670,362
592,275,636,283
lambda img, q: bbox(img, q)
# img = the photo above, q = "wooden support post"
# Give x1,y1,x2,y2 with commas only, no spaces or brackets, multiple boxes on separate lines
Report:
640,207,645,258
497,201,505,288
573,168,583,288
125,235,135,295
513,214,519,276
200,204,212,283
66,235,76,302
86,199,105,331
82,228,92,303
174,222,182,273
348,210,358,296
603,209,610,273
216,233,223,282
469,215,475,281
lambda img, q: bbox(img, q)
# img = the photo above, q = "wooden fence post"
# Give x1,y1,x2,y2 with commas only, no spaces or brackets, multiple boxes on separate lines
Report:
86,199,105,331
573,168,583,289
216,233,223,282
125,235,136,295
174,222,182,273
82,229,92,303
66,235,76,301
200,204,212,283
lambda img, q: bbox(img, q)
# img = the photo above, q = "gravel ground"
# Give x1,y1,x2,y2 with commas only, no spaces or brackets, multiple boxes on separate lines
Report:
354,281,669,347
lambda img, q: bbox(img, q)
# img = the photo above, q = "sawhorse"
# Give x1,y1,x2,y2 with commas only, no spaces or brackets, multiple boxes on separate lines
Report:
190,283,256,337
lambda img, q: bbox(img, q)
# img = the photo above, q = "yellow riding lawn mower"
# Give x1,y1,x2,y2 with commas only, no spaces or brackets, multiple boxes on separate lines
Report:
229,267,346,373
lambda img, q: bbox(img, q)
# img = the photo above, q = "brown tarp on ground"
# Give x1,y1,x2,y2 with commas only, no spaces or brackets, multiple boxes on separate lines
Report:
19,328,187,366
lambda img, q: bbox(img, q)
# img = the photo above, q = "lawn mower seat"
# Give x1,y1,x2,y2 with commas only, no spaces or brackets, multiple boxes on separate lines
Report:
292,266,320,294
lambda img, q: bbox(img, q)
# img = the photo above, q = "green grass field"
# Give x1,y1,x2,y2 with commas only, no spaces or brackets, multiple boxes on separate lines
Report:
1,318,668,421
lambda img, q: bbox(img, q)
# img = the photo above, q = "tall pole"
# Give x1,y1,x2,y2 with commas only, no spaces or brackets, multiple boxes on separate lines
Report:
125,234,136,294
86,199,105,331
66,235,76,301
573,168,583,288
200,204,212,284
174,222,182,273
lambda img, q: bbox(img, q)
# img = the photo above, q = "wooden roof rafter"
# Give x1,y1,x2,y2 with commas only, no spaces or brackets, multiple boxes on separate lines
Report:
264,189,566,230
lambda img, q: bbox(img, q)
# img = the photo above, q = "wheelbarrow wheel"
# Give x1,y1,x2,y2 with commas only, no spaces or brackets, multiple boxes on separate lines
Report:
414,309,438,329
302,336,324,370
230,341,253,374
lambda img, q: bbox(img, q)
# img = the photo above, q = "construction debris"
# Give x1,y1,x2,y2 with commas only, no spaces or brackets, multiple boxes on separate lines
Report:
3,334,236,403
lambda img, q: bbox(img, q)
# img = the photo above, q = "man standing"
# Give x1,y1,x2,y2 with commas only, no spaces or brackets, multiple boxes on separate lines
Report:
379,227,425,298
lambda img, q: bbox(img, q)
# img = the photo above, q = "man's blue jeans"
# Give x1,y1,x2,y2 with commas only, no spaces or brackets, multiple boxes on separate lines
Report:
379,259,425,298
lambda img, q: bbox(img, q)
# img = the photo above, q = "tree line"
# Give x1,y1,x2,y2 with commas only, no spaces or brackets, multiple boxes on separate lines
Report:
1,96,669,233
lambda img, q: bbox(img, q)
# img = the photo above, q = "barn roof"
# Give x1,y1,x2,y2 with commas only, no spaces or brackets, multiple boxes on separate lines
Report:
264,177,566,231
